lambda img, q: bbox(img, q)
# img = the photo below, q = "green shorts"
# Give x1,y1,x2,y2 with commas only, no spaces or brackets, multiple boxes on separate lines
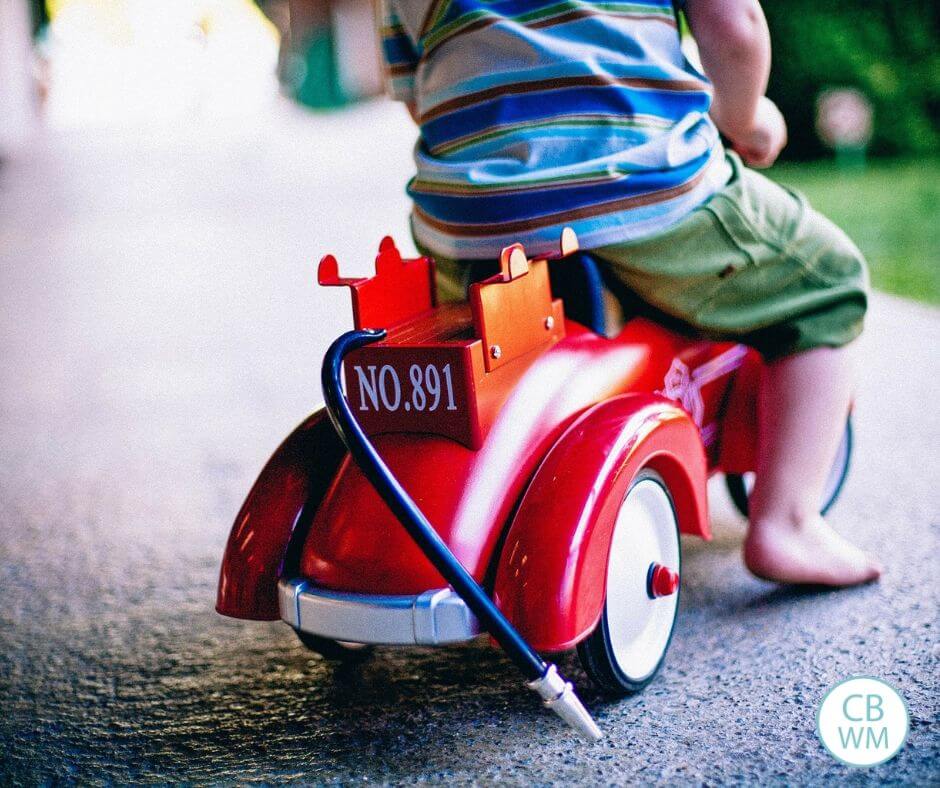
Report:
427,153,869,361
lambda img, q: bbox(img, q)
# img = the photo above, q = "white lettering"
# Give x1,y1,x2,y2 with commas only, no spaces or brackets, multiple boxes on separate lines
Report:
379,365,401,410
354,365,379,411
442,363,457,411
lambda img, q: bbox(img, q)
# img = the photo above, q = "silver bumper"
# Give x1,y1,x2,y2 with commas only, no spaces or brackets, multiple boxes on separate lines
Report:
278,578,481,645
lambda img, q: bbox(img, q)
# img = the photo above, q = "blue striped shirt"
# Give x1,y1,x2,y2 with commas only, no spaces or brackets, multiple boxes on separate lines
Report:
379,0,730,259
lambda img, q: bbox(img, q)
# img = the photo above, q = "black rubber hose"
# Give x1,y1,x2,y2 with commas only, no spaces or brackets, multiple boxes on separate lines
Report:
321,329,547,682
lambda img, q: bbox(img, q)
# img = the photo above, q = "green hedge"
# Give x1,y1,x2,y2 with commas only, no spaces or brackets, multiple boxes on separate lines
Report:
763,2,939,160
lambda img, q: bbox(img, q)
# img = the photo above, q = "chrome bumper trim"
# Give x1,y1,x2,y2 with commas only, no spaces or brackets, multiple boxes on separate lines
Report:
278,578,481,645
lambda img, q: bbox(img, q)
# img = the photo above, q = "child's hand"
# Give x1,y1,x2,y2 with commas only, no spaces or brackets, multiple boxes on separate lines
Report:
727,97,787,168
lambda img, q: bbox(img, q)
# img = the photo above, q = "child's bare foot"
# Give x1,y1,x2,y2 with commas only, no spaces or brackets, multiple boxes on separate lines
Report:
744,515,882,587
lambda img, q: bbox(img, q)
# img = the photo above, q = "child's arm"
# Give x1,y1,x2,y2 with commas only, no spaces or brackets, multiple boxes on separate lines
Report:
684,0,786,168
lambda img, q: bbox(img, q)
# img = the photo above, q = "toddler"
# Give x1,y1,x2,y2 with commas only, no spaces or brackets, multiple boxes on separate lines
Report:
377,0,881,586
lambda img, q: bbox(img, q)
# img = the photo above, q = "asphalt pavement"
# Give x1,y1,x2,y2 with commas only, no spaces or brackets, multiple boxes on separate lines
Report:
1,100,937,784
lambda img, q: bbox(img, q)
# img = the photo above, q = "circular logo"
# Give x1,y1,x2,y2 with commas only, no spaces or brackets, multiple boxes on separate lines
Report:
817,677,909,767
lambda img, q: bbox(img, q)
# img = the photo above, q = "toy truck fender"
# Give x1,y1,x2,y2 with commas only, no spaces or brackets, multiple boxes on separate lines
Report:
493,394,710,652
216,409,346,620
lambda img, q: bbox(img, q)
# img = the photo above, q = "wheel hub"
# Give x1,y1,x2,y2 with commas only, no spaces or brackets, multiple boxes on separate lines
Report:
647,562,679,598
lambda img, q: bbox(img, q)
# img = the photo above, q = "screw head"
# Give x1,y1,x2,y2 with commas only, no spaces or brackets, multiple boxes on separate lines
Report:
544,316,555,330
490,344,502,359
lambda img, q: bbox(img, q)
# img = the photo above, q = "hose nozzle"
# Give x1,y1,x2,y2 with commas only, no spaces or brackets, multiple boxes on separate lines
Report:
527,664,603,742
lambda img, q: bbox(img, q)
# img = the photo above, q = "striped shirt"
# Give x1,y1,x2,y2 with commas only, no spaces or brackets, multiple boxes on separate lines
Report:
379,0,730,259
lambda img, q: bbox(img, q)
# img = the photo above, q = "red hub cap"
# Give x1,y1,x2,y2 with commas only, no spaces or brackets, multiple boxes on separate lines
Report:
647,563,679,598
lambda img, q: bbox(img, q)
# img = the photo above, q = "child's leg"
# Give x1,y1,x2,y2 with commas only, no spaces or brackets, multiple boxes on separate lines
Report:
592,154,877,586
744,343,881,586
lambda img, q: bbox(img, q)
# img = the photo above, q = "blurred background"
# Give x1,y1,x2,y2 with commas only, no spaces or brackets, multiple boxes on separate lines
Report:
1,0,938,300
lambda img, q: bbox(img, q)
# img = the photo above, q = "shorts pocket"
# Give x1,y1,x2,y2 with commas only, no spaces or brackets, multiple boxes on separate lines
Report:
595,206,755,323
785,208,869,291
706,170,807,264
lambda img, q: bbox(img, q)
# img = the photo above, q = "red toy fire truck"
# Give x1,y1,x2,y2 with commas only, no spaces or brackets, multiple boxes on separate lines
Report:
216,230,851,740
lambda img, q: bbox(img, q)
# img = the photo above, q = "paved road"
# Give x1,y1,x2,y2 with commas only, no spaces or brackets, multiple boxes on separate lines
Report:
1,101,937,784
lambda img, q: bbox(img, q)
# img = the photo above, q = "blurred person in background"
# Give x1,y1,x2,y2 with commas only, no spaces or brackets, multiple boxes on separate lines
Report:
278,0,381,106
370,0,882,587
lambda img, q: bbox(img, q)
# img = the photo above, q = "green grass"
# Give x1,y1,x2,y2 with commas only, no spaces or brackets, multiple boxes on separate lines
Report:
767,159,940,305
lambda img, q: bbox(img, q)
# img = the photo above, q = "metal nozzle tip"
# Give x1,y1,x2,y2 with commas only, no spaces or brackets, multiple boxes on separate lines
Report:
547,683,604,741
527,664,604,742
